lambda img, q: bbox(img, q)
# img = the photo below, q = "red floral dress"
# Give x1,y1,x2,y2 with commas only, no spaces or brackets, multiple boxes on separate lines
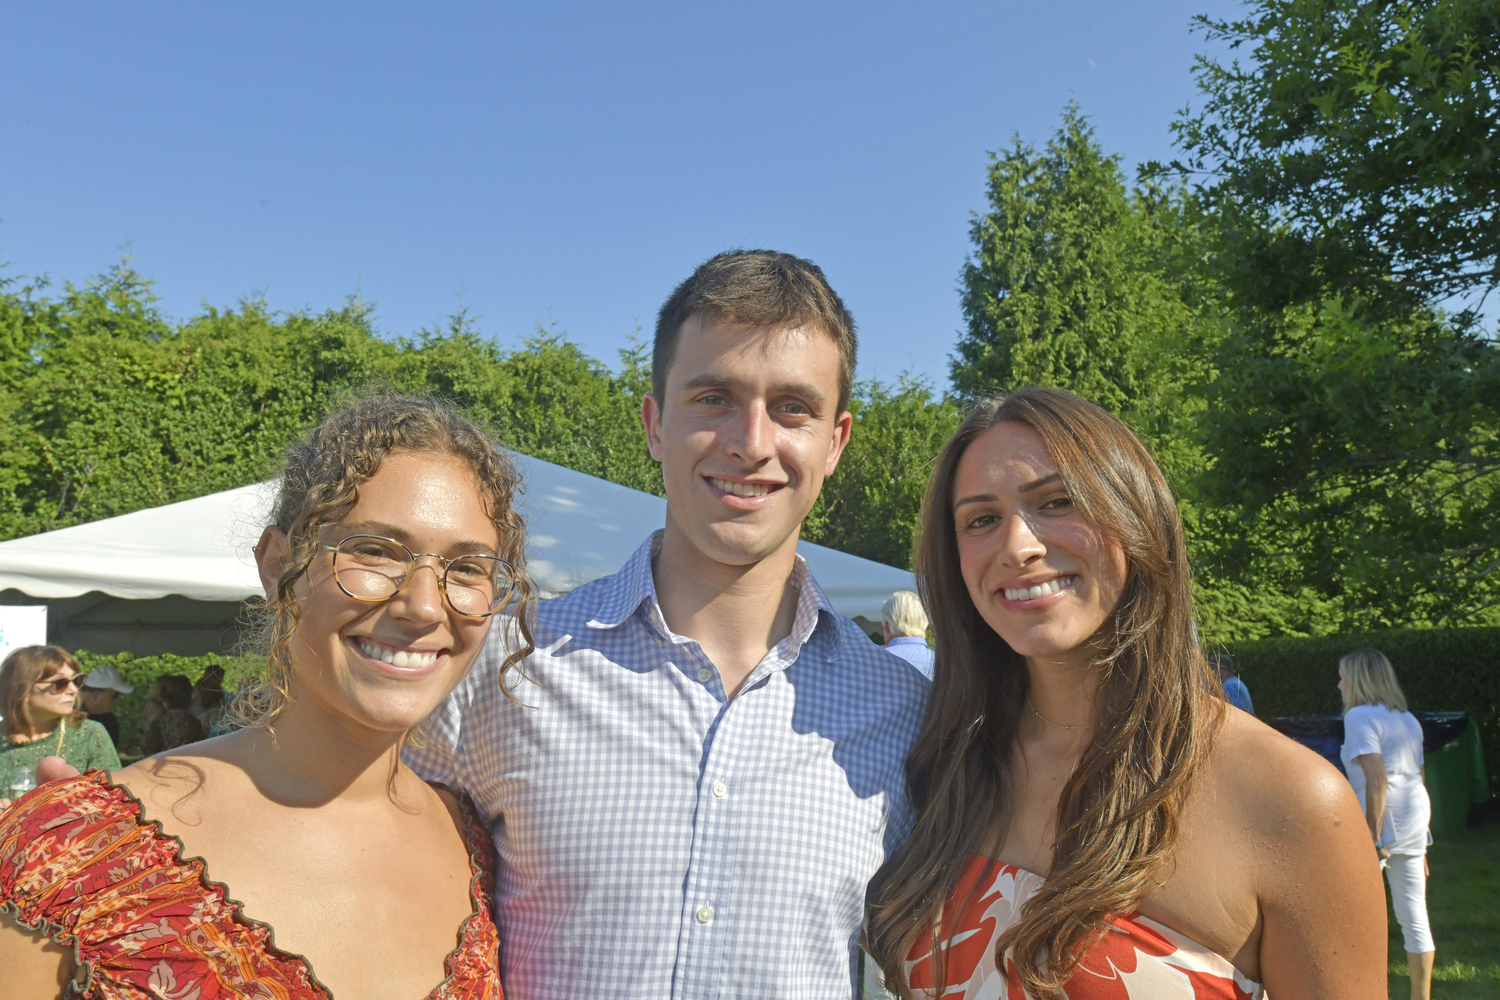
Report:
906,856,1264,1000
0,771,503,999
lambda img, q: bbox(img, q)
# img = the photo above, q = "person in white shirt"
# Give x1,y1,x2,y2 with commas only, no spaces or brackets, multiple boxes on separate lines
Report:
1339,647,1434,1000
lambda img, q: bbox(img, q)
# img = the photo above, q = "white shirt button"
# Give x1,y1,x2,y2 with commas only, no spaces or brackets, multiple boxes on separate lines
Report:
696,904,715,924
711,781,727,798
696,668,713,683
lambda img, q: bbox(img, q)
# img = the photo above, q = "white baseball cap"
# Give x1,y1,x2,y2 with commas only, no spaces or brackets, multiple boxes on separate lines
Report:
82,665,135,694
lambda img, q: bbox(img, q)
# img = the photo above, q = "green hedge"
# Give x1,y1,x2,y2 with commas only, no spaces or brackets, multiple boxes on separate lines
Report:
73,651,262,755
1226,627,1500,799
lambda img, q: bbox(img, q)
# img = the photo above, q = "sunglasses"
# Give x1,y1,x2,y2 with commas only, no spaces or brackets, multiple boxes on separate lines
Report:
35,675,83,695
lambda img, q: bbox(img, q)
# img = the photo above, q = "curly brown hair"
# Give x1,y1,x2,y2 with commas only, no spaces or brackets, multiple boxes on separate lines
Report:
233,391,536,729
868,387,1222,998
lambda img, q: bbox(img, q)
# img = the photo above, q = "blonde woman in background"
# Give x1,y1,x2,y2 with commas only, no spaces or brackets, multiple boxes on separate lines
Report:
1339,647,1435,1000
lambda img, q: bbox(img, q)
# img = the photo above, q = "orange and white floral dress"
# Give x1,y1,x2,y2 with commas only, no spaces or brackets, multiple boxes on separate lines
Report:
906,856,1264,1000
0,771,502,999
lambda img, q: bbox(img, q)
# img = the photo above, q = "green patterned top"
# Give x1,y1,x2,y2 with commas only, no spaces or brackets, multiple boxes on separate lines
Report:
2,719,122,789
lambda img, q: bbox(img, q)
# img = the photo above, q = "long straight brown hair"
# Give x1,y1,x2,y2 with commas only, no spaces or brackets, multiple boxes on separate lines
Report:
868,387,1221,998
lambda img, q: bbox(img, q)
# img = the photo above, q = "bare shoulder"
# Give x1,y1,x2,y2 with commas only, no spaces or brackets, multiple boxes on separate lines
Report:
427,782,467,829
112,733,257,817
1205,709,1363,845
1203,709,1387,997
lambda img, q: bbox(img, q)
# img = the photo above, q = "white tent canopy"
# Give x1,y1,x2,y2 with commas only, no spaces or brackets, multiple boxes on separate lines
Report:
0,453,915,652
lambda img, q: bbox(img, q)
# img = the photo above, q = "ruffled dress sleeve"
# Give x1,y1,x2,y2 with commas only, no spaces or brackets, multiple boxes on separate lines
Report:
428,792,504,999
2,772,501,1000
0,770,327,999
1,771,140,937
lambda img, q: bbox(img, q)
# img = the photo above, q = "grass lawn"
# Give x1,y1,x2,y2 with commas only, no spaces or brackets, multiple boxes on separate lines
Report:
1386,824,1500,999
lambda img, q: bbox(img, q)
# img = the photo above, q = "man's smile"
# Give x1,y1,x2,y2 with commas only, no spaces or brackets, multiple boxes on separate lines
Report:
706,476,785,498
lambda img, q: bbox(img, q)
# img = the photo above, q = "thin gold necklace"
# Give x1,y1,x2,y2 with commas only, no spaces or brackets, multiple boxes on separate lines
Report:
1026,695,1095,731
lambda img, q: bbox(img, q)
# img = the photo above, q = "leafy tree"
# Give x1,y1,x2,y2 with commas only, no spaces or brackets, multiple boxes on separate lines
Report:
430,327,660,497
803,376,963,570
1175,0,1500,321
0,278,404,539
1170,0,1500,631
1201,297,1498,631
947,101,1500,637
0,256,967,583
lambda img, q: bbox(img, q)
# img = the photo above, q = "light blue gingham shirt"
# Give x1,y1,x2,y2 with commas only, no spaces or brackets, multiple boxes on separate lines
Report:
406,532,929,1000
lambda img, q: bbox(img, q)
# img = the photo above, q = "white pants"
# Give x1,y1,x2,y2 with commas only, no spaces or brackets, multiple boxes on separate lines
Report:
1386,853,1434,954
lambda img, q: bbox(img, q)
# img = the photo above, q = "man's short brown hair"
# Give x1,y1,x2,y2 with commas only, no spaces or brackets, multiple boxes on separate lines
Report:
653,250,857,413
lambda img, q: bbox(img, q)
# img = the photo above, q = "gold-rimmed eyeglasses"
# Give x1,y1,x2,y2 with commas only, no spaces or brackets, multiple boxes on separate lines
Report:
321,534,518,619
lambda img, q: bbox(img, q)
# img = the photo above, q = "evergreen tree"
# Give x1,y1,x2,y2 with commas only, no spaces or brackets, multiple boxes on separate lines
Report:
952,106,1216,483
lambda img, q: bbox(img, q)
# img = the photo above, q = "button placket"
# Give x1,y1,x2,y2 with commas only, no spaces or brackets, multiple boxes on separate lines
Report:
677,682,761,996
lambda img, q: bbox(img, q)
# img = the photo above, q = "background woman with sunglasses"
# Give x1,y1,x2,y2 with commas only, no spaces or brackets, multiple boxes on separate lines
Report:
0,646,121,802
0,393,533,1000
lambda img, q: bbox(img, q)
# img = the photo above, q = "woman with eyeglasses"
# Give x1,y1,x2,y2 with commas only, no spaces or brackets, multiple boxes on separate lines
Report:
0,393,533,1000
0,646,122,802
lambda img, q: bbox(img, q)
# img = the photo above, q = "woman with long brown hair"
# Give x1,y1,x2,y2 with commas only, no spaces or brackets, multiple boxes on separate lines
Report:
0,393,533,999
869,388,1385,999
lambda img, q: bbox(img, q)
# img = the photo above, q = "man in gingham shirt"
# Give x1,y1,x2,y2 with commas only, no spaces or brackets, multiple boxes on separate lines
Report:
408,250,929,999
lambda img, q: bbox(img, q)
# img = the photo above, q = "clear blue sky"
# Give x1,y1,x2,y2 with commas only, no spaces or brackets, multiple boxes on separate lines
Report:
2,0,1239,391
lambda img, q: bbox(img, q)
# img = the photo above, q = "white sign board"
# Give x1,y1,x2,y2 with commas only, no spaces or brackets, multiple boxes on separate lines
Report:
0,606,48,661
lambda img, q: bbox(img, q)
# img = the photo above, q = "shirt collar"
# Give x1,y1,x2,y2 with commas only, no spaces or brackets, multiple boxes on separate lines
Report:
887,635,927,647
585,532,660,630
784,550,843,661
585,530,844,662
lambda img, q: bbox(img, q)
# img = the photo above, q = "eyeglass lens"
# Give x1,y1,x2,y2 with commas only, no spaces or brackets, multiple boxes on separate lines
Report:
331,535,512,617
39,676,80,694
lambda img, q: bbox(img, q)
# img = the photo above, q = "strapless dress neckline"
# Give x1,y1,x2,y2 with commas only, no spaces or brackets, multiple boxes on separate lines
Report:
905,856,1264,999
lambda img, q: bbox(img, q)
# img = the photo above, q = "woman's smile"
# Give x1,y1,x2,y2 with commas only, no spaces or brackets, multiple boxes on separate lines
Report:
268,450,501,733
999,574,1079,607
348,635,448,678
